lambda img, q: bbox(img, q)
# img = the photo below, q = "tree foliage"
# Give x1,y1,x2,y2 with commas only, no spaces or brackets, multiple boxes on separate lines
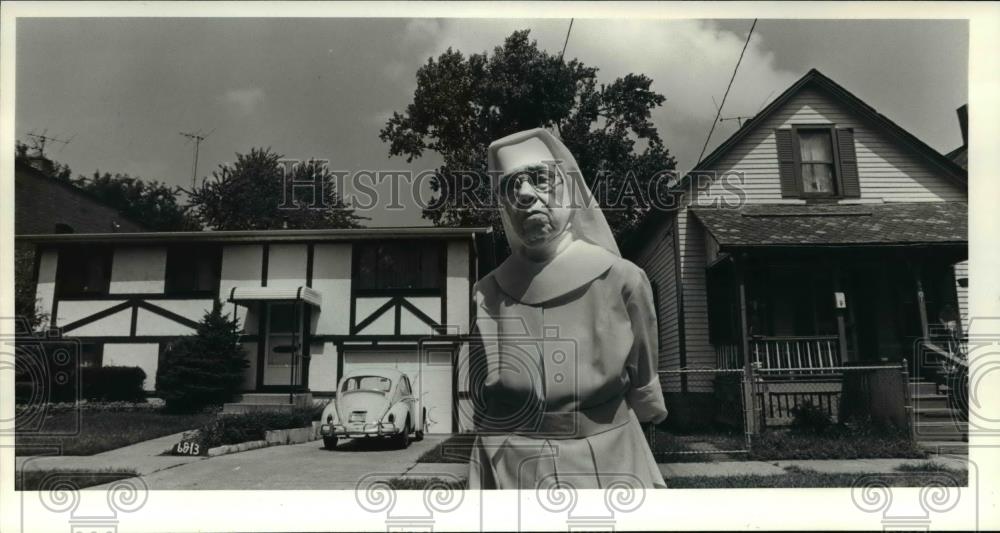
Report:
156,302,247,412
15,140,198,231
379,30,676,254
77,171,200,231
187,147,365,230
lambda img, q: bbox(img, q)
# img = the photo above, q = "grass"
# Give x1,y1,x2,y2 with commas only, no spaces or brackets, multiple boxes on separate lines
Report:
16,410,214,456
418,423,926,465
386,477,467,490
387,464,968,490
745,425,928,461
16,468,138,491
417,432,477,463
667,465,967,489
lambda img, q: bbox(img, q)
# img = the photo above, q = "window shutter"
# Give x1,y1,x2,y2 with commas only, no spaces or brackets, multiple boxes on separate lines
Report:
775,129,798,197
836,128,861,197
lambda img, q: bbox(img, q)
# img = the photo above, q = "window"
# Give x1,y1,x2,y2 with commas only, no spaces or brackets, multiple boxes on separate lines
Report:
775,126,860,199
796,128,837,195
355,241,443,291
341,375,392,393
79,343,103,368
56,246,112,296
165,245,220,295
399,375,412,396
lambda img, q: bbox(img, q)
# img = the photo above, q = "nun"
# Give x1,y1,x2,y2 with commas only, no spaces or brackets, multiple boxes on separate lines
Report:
468,128,668,490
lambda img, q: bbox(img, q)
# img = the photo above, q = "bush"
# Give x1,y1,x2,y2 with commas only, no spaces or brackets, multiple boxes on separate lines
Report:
82,366,146,402
197,407,318,448
789,400,832,435
156,301,247,412
14,362,146,404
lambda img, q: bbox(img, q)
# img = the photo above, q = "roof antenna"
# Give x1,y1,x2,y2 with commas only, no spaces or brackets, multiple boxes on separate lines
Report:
27,129,72,158
180,128,215,190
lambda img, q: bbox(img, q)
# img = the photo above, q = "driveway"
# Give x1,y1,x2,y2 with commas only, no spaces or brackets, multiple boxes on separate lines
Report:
117,435,452,490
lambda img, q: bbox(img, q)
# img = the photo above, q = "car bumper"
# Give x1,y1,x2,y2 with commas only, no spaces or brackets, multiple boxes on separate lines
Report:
320,422,398,438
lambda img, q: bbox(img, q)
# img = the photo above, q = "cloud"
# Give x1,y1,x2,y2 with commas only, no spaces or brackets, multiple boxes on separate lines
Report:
383,19,801,170
219,87,265,116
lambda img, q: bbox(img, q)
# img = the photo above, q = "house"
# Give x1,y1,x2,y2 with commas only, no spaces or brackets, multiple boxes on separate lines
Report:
18,227,494,433
626,69,968,433
945,104,969,326
15,159,149,235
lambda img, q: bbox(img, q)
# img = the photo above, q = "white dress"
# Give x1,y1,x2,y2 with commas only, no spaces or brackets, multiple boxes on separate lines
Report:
467,240,668,490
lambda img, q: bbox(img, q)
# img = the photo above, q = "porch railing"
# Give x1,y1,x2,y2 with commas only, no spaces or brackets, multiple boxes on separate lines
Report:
716,335,842,372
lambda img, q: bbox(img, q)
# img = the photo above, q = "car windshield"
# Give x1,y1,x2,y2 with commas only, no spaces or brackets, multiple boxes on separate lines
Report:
341,375,392,393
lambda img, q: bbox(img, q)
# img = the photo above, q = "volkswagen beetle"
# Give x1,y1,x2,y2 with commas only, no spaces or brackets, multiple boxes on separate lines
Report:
319,368,425,450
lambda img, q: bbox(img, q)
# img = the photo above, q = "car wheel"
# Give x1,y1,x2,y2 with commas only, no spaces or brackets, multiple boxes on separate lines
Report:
414,409,425,441
323,436,338,450
397,421,411,449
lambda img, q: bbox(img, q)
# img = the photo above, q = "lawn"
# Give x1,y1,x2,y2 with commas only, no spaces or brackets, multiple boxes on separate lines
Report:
666,464,967,489
419,425,926,464
16,410,214,456
16,468,138,491
387,463,967,490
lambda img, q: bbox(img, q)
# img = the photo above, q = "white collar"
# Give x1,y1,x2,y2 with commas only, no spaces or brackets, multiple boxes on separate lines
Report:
492,240,618,305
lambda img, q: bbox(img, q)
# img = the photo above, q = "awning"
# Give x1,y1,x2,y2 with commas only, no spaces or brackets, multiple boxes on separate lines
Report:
691,202,967,249
228,286,322,308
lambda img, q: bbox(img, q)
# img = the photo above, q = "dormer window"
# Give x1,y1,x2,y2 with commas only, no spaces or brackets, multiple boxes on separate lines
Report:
796,128,837,195
775,125,860,199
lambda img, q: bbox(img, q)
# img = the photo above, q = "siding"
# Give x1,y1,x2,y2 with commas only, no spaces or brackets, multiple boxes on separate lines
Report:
632,216,683,392
697,87,966,205
633,83,967,395
954,260,969,329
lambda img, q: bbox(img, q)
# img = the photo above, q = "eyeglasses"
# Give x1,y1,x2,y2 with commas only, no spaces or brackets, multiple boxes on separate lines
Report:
500,165,565,203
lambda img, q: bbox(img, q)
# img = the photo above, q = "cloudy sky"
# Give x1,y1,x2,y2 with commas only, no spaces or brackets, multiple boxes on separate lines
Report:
16,18,968,226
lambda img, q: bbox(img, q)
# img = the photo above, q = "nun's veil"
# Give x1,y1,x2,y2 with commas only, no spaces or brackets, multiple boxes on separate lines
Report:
487,128,620,258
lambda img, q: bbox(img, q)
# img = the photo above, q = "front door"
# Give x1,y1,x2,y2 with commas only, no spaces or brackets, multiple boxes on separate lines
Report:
262,302,305,388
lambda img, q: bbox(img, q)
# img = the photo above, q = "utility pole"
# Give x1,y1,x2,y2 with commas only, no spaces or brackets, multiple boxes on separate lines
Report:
180,129,213,189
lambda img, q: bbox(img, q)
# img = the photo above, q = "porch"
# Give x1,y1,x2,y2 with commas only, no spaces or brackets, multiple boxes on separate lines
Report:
692,203,968,433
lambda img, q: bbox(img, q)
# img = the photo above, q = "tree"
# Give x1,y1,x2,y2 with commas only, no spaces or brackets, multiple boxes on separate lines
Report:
14,245,48,331
187,147,365,230
379,30,676,256
77,171,200,231
15,140,199,231
156,302,247,412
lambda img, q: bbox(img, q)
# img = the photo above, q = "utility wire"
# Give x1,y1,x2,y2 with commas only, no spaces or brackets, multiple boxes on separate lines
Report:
695,18,758,166
559,18,574,60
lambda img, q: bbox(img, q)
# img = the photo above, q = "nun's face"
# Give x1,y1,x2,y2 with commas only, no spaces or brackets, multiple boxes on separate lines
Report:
500,163,572,247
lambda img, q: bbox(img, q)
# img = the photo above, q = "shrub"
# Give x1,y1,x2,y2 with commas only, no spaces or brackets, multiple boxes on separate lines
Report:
156,301,247,412
81,366,147,402
789,400,833,435
197,407,318,448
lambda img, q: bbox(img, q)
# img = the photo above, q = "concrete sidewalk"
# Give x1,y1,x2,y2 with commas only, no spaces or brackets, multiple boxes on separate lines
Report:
16,431,204,476
403,456,968,481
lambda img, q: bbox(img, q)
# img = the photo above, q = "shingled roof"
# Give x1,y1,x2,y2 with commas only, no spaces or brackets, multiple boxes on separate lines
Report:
691,202,967,249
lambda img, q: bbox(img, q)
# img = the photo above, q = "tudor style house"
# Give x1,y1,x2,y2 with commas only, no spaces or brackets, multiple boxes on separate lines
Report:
627,70,968,436
19,227,493,433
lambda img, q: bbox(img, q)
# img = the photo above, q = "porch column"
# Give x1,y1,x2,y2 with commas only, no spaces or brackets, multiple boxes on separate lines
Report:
832,261,850,365
734,253,760,435
911,263,931,340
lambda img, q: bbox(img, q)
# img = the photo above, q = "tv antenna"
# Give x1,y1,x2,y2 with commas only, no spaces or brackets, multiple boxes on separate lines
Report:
27,130,74,157
180,129,214,189
719,115,755,128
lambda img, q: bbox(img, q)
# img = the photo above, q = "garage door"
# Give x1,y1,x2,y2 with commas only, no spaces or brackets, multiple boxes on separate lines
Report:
343,350,453,434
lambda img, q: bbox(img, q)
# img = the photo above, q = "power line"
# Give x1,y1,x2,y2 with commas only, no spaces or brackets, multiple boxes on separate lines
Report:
559,18,574,60
695,18,758,166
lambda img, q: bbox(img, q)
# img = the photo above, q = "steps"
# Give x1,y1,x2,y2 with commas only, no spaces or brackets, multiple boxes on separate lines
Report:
910,379,968,455
223,392,313,414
